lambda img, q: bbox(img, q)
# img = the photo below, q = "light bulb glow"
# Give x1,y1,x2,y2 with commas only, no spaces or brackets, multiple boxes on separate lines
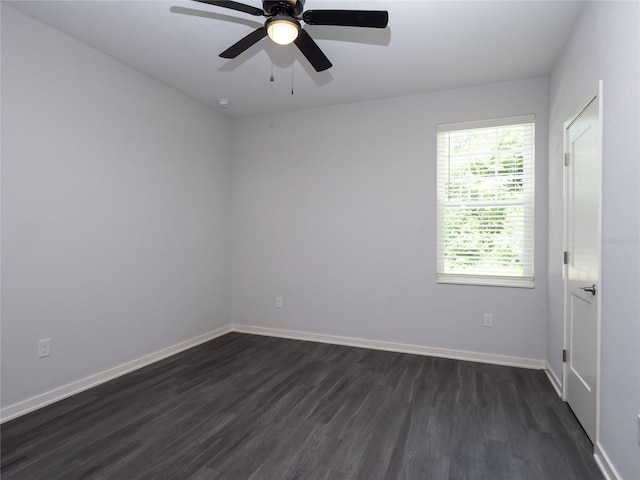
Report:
267,19,300,45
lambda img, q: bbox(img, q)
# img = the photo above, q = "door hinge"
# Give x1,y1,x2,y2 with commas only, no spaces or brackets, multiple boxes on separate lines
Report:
563,349,567,363
563,251,569,264
564,152,571,166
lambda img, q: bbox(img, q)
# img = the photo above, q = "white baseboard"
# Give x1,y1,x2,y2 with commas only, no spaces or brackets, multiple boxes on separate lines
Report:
594,443,622,480
1,323,547,423
231,324,545,370
0,325,232,423
2,322,624,478
544,362,563,397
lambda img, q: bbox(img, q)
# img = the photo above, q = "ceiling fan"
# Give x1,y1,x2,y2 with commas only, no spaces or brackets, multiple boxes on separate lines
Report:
191,0,389,72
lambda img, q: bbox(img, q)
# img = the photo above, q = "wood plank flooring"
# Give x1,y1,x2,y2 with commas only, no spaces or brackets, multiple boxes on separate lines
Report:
1,333,603,479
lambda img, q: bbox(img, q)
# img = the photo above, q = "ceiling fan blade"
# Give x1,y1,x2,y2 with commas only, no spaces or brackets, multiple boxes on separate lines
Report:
220,27,267,58
302,10,388,28
294,29,332,72
191,0,265,17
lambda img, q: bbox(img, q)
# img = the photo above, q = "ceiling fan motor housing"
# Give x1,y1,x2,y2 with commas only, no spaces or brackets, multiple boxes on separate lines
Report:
263,0,304,17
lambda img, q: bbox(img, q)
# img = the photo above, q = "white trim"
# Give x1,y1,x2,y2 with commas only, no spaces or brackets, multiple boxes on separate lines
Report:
544,363,563,397
594,80,604,450
437,114,536,132
1,323,547,423
437,273,534,289
594,443,622,480
231,324,545,370
0,325,232,423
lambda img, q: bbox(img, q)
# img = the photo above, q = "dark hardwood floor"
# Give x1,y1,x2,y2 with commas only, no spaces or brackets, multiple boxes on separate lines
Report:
1,332,602,479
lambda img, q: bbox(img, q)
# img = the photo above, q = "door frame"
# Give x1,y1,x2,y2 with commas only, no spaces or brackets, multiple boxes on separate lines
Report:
562,81,603,445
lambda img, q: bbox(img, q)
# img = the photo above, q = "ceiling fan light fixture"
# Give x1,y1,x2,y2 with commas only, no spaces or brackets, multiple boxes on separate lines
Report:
266,16,300,45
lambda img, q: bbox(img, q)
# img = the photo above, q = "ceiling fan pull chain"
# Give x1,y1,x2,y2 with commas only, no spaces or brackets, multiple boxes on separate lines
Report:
291,58,294,95
269,40,274,82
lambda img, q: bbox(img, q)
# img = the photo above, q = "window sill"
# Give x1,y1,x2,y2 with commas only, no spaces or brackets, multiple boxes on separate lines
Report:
437,274,534,289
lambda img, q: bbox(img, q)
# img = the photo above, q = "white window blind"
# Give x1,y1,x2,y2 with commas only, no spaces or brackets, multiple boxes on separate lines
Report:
436,115,535,288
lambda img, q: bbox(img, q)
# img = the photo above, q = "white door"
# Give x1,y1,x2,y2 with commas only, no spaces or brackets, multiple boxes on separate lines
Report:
565,94,601,444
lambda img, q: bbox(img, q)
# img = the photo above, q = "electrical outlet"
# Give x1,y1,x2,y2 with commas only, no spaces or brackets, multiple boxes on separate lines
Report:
276,297,283,309
483,314,493,327
38,338,51,358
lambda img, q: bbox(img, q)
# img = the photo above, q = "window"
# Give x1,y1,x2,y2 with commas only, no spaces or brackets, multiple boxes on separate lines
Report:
436,115,535,288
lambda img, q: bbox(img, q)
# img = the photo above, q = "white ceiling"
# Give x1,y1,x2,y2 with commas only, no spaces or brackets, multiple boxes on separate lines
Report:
7,0,585,118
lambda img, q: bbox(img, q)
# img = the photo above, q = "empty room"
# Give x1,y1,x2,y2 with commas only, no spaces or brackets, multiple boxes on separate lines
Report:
1,1,638,479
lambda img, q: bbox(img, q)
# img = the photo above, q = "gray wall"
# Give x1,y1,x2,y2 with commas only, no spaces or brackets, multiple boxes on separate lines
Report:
231,77,549,361
547,2,640,478
1,6,232,408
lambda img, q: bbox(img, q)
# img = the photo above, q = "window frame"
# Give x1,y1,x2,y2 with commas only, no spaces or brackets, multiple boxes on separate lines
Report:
436,115,535,289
